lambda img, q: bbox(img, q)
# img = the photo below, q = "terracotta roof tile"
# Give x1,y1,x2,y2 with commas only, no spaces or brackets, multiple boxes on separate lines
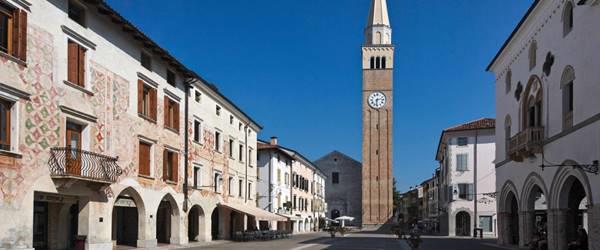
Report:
444,118,496,132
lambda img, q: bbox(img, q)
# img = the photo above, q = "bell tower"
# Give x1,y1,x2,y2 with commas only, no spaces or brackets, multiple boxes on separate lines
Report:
361,0,394,227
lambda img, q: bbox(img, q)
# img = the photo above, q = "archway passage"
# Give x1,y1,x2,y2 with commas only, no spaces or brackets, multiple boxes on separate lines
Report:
506,192,520,245
112,188,144,247
211,208,219,240
525,185,547,245
455,211,471,236
188,205,205,242
558,176,589,249
156,200,172,244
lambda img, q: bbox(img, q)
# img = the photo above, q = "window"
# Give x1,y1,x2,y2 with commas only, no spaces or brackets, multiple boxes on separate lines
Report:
529,41,537,70
382,57,386,69
562,66,575,130
163,97,179,132
293,195,297,209
285,173,289,185
0,3,26,60
277,169,281,184
370,57,375,69
163,150,178,182
66,122,83,149
0,100,12,151
228,139,234,158
228,177,234,196
214,172,222,193
505,116,512,158
141,51,152,70
238,122,242,131
238,144,243,161
505,70,512,94
193,165,201,189
68,0,85,26
563,1,574,36
166,69,176,86
457,137,468,146
67,40,86,87
480,216,493,232
238,179,243,197
248,148,253,166
458,183,473,200
137,80,157,121
376,56,381,69
215,105,221,116
456,154,468,171
194,90,201,103
247,182,252,200
193,120,201,143
332,172,339,184
229,115,234,125
65,121,84,174
138,141,151,176
214,131,221,152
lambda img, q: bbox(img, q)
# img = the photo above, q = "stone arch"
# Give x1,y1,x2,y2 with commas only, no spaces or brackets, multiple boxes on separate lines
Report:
519,172,549,244
187,204,208,242
155,193,181,244
375,31,382,44
520,75,543,130
562,1,574,36
111,186,147,247
549,160,593,248
498,181,521,246
560,65,576,88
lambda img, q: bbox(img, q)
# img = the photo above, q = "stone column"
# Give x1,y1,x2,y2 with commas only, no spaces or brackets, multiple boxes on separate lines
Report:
137,209,157,248
496,212,508,246
549,209,569,250
78,198,112,250
587,205,599,250
170,211,186,245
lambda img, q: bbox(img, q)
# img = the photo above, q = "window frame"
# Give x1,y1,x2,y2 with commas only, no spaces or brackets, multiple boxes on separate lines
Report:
456,153,468,171
0,3,13,54
563,1,574,37
332,172,339,184
214,131,221,152
163,96,179,133
457,137,468,147
163,149,178,183
193,119,202,143
137,79,157,122
0,99,12,151
67,39,87,87
193,164,201,189
138,140,152,177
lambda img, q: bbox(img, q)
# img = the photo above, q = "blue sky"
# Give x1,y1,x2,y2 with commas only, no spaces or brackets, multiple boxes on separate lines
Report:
107,0,533,192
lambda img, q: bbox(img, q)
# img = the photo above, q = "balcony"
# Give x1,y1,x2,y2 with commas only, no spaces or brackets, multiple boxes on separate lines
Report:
508,127,544,162
48,147,123,184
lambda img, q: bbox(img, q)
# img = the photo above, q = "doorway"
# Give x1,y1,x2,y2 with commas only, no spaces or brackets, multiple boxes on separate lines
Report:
455,211,471,236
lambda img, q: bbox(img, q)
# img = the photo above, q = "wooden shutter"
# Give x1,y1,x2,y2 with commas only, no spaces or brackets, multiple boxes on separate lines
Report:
150,87,157,120
163,96,169,128
17,10,26,60
172,152,178,182
163,149,168,181
11,9,19,58
139,143,150,176
173,102,179,133
77,46,86,86
137,80,143,114
67,41,78,83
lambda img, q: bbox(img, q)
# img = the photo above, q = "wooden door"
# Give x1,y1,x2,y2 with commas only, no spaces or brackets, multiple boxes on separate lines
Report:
66,123,82,175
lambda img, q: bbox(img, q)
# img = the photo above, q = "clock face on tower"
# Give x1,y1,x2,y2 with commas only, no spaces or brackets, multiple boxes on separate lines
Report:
368,92,386,109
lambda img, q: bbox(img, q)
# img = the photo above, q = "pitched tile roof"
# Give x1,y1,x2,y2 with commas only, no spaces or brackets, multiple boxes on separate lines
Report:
444,118,496,132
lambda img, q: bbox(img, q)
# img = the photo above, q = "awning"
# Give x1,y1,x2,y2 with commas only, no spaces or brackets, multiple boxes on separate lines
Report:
219,202,287,221
277,213,303,221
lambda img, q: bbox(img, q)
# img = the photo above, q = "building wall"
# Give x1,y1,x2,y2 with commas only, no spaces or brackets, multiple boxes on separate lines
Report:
314,151,362,226
490,1,600,249
0,0,260,248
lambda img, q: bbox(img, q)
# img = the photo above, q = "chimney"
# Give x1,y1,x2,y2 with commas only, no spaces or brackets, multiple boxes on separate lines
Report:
270,136,278,145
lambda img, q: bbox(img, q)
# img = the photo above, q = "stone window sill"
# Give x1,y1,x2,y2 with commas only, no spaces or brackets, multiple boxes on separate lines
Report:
138,174,154,180
0,51,27,67
63,80,94,96
0,149,22,158
138,113,157,124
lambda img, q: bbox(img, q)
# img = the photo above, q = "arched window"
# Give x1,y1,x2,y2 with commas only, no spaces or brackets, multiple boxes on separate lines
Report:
382,57,387,69
370,57,375,69
505,70,512,94
376,57,381,69
505,115,512,158
521,76,543,130
529,41,537,70
375,32,382,44
561,66,575,129
563,1,574,36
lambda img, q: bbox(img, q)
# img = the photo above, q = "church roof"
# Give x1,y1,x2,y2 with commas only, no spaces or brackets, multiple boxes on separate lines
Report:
367,0,391,27
314,151,362,167
444,118,496,132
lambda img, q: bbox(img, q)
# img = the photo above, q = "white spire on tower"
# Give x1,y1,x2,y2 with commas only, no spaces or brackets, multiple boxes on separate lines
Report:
365,0,392,46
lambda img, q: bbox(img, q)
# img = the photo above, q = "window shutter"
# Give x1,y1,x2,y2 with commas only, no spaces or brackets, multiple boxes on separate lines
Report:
67,41,78,83
11,9,19,58
18,10,26,60
163,96,169,127
172,152,178,182
162,149,168,181
77,46,86,86
173,102,179,133
150,88,157,120
468,184,474,201
138,143,150,176
137,80,143,114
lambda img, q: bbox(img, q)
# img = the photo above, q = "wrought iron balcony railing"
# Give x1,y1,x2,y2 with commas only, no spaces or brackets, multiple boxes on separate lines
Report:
48,147,123,183
508,127,544,162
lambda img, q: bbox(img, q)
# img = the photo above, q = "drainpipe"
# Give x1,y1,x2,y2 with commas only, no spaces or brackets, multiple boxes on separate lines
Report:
183,80,191,212
244,124,249,203
268,151,272,212
473,129,478,235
